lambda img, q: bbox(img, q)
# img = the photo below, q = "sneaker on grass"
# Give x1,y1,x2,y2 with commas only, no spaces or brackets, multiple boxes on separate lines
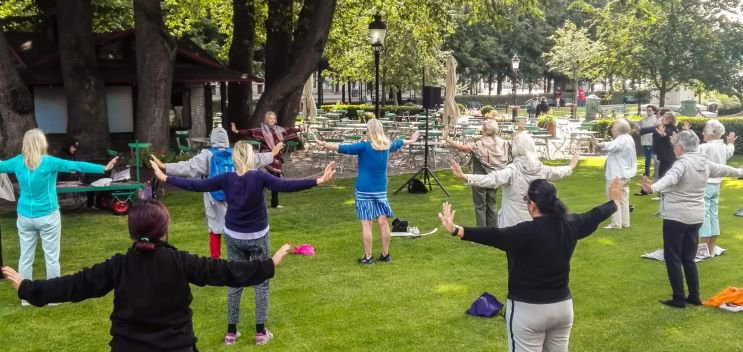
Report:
224,331,241,345
256,330,273,345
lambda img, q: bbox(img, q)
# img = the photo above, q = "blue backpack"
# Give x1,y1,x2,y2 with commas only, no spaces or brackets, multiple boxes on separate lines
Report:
208,147,234,201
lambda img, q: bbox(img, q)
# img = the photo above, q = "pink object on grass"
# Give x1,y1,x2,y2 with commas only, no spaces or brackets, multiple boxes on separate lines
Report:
292,244,315,256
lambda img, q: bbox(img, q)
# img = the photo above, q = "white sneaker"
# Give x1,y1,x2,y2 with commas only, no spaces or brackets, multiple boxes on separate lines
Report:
20,300,31,307
274,205,284,209
603,225,621,230
48,302,62,306
651,197,661,201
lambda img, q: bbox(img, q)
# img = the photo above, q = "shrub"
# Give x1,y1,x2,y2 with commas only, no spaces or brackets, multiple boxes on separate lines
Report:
457,103,466,114
480,105,495,116
319,104,424,116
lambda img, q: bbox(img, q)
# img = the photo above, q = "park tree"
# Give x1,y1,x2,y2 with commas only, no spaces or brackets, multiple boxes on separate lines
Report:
0,21,37,155
133,0,177,151
543,21,603,105
251,0,337,127
35,0,111,157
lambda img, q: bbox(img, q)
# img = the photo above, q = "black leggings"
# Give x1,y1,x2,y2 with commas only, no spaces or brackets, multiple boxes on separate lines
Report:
662,219,701,300
657,158,675,179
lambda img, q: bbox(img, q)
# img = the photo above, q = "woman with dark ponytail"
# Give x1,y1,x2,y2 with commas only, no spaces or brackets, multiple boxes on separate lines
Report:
439,178,623,352
1,199,292,352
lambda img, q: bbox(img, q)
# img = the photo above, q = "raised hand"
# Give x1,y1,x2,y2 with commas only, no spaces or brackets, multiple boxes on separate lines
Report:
230,122,239,134
104,156,119,172
608,177,623,203
682,121,691,130
656,125,667,137
438,202,457,234
449,159,465,179
150,155,166,170
638,175,652,194
149,160,168,182
569,152,581,169
272,244,292,267
727,132,738,145
1,266,23,291
272,142,285,156
411,131,422,142
316,161,337,184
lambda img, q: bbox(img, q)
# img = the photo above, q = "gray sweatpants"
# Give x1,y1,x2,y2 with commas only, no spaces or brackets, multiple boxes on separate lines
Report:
505,299,574,352
225,234,271,325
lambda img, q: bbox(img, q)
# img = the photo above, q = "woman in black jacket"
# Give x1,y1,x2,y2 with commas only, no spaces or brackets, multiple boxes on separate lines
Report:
439,178,621,352
639,111,679,179
1,199,292,352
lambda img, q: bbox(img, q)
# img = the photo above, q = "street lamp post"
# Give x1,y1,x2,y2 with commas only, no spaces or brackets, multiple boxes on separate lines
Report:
511,54,520,122
368,12,387,119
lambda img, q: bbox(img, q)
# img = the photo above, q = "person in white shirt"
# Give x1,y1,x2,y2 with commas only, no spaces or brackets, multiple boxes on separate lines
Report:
593,119,637,229
688,120,737,255
637,105,658,195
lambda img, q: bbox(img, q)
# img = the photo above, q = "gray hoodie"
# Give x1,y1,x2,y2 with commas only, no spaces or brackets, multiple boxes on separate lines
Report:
651,151,743,224
467,155,573,227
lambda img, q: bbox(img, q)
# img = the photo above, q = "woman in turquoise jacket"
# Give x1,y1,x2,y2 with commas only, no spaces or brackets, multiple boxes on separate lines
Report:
0,129,117,306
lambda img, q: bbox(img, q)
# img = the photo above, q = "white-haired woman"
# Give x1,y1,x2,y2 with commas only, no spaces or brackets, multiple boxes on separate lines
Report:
442,120,509,227
152,141,336,346
317,119,420,264
0,129,117,305
689,120,737,256
640,130,743,308
450,126,580,227
593,119,637,229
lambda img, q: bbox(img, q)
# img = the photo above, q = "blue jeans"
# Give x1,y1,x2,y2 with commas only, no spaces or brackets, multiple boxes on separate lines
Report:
17,210,62,280
643,146,653,176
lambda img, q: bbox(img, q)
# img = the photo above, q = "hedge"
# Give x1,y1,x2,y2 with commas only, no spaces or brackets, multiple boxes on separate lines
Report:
589,116,743,154
320,104,423,118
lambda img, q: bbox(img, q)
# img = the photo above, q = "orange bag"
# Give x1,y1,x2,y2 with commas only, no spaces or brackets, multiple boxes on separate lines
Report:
704,287,743,307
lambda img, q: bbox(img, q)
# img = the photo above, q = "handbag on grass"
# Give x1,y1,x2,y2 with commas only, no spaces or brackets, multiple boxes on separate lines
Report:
466,292,503,318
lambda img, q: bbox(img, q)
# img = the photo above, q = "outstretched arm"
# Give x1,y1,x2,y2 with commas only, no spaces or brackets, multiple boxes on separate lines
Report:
403,131,421,146
262,162,336,192
317,140,340,152
160,150,209,178
231,122,257,137
3,256,120,307
707,160,743,179
452,159,513,189
442,128,472,153
151,161,226,192
184,244,291,287
438,201,530,251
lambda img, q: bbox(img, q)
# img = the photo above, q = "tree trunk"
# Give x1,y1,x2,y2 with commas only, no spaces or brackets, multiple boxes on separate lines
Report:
253,0,337,127
55,0,110,158
0,24,37,155
227,0,255,134
134,0,176,152
496,75,504,95
396,86,402,105
658,80,667,107
341,83,346,103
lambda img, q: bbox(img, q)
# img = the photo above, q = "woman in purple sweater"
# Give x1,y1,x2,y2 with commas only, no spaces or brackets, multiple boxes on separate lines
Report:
151,141,336,346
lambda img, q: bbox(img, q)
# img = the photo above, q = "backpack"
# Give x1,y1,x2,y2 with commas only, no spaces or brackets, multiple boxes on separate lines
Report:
407,178,428,194
208,147,235,201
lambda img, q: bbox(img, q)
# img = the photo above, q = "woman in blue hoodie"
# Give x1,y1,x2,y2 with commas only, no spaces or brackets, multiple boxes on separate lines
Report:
0,129,117,305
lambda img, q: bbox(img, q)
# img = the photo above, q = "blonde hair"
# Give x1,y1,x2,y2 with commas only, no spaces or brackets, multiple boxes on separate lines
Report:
22,129,48,170
367,119,390,151
613,119,631,135
232,140,256,175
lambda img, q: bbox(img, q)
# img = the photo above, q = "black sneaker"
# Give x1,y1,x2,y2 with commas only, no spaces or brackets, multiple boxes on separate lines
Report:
378,253,391,262
357,256,374,265
685,296,703,306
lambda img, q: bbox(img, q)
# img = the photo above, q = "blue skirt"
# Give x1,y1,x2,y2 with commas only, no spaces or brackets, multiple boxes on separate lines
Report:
354,190,394,220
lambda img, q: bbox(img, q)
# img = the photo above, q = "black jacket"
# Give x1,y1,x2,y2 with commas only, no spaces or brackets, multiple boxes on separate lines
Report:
18,243,274,352
640,125,679,163
463,201,616,304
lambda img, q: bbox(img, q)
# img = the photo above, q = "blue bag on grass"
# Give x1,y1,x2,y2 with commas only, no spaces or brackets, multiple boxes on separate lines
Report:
466,292,503,318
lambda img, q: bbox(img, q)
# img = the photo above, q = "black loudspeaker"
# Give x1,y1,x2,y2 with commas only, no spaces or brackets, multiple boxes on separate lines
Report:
422,86,442,109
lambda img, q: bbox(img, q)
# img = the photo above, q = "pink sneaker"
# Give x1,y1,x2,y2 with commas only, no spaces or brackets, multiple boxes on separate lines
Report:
255,330,273,345
224,331,240,345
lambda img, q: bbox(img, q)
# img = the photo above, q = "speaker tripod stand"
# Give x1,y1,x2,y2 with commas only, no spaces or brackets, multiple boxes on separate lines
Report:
394,105,449,196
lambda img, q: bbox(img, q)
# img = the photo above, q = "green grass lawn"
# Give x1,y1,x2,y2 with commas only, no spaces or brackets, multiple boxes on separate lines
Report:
1,157,743,351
